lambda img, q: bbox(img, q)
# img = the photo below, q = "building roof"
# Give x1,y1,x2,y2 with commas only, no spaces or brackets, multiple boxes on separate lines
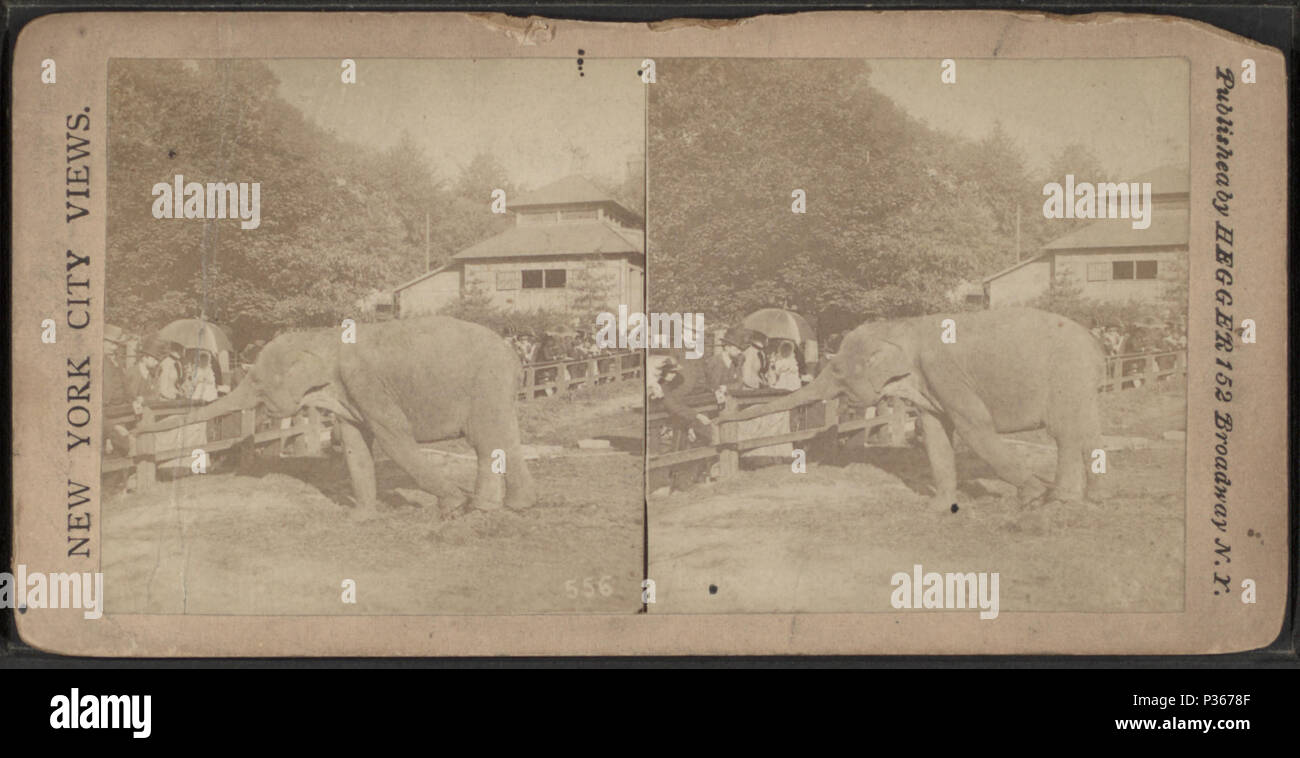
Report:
512,175,615,207
1043,207,1189,252
452,219,643,261
392,263,452,293
981,254,1049,284
511,174,643,228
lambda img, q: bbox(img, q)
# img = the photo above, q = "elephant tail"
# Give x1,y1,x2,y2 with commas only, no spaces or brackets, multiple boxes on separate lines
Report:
135,380,258,433
724,367,840,422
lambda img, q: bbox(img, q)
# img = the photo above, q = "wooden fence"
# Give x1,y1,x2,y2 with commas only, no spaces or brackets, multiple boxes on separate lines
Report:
104,349,645,487
648,348,1185,482
648,390,914,481
103,401,331,490
1102,349,1186,392
519,350,643,400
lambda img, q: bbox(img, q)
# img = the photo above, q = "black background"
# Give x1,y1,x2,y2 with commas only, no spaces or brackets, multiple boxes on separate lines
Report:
1,0,1296,706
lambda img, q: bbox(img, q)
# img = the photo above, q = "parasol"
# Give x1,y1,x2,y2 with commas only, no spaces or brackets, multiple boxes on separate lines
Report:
153,318,234,354
741,308,816,344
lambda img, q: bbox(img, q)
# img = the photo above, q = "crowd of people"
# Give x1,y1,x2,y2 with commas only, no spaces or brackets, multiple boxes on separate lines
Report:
506,329,620,366
103,326,234,415
101,323,262,447
1089,321,1187,357
651,326,811,445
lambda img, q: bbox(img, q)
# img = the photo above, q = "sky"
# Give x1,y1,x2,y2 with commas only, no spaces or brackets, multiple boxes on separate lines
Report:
266,56,1187,188
866,58,1189,175
268,58,646,191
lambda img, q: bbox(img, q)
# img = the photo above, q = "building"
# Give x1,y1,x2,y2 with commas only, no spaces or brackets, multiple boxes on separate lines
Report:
394,175,645,318
982,165,1189,308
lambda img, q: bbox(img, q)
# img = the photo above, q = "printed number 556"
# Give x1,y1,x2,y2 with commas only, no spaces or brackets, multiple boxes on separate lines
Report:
565,576,613,598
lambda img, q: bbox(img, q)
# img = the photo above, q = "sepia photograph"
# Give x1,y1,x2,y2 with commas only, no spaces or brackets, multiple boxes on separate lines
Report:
647,58,1191,614
7,10,1286,657
99,58,647,614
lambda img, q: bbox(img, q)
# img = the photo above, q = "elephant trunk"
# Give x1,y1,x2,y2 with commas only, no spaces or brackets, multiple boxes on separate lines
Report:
136,380,257,433
726,366,840,421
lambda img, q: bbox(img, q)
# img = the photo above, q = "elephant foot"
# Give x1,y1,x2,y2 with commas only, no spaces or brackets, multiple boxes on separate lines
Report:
1017,477,1051,506
347,503,381,523
504,490,536,510
1051,487,1086,505
929,494,961,514
468,496,504,512
437,491,470,514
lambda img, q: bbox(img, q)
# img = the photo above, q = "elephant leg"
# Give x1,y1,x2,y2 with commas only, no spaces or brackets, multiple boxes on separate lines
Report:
365,409,468,511
1047,423,1087,504
1046,376,1103,504
951,416,1046,504
468,442,506,511
1049,441,1086,502
465,396,535,511
503,445,536,510
918,411,958,509
338,421,378,512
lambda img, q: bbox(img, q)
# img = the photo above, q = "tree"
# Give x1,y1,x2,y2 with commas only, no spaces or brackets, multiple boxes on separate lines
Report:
647,59,1032,329
108,60,448,344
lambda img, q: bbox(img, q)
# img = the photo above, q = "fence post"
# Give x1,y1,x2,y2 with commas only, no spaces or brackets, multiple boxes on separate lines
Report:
812,396,839,459
132,407,157,490
888,398,907,445
303,407,324,456
717,396,739,479
238,408,257,469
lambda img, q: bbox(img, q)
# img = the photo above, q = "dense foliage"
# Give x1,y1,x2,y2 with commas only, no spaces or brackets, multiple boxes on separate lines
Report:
647,59,1114,333
107,60,627,345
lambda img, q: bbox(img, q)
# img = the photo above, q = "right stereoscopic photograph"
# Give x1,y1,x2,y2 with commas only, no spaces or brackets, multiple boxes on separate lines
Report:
646,58,1190,614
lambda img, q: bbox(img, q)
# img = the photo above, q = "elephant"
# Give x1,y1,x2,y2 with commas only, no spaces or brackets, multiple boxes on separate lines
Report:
725,307,1105,508
139,316,536,514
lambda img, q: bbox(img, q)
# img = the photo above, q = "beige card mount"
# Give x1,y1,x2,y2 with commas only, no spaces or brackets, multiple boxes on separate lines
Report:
8,11,1288,656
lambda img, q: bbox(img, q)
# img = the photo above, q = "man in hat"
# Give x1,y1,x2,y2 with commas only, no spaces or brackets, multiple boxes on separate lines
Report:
103,326,133,411
703,327,748,402
655,353,715,491
657,355,714,450
141,337,182,402
741,329,768,390
103,326,136,455
131,338,162,404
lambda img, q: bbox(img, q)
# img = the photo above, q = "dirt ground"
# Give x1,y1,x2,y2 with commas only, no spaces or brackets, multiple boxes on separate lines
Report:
648,379,1186,614
101,381,645,615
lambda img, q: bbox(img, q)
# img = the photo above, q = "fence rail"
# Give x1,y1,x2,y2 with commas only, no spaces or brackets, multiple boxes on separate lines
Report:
519,350,643,399
648,389,915,481
103,402,331,490
1102,349,1185,392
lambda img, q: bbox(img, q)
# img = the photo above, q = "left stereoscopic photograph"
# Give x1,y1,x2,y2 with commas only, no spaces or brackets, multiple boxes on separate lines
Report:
100,58,647,614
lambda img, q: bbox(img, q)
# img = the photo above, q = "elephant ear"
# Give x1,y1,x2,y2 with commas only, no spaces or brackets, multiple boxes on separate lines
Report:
858,339,912,395
281,348,334,398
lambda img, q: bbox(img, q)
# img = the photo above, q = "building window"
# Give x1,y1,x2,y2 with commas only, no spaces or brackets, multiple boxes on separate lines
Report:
559,209,598,222
1135,260,1158,279
1086,263,1111,282
496,271,520,290
521,269,567,289
517,211,555,226
1112,261,1135,280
